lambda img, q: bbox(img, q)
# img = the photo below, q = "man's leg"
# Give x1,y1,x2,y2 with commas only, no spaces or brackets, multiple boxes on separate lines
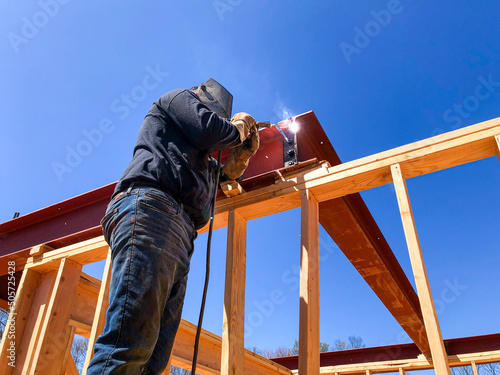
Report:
87,187,194,375
142,274,188,374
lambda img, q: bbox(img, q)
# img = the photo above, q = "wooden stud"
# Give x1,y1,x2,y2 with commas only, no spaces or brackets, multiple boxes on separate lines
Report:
221,209,247,375
495,135,500,164
64,356,80,375
221,180,245,198
25,237,108,272
399,367,406,375
0,268,41,375
17,272,57,374
471,360,479,375
60,326,76,372
319,350,500,374
391,164,450,375
299,189,320,375
30,258,82,375
82,249,112,375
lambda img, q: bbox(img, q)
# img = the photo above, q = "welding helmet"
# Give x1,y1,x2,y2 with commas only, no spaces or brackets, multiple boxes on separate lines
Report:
190,78,233,119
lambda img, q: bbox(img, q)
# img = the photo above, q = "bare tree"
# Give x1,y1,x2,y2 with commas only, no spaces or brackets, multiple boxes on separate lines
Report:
479,362,500,375
451,365,474,375
333,339,349,351
71,335,89,374
170,365,201,374
249,336,362,360
0,308,9,338
348,335,365,349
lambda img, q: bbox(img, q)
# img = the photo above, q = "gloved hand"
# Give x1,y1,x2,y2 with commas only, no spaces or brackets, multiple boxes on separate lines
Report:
231,112,256,144
222,125,260,180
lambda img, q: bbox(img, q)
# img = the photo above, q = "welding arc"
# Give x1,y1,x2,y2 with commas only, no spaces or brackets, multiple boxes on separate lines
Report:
191,150,222,374
273,123,292,143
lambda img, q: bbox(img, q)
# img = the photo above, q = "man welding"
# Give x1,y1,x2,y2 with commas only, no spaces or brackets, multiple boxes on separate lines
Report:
86,79,259,374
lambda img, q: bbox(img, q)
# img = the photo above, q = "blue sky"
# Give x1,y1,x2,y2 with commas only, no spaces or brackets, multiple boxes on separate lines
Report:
1,0,499,359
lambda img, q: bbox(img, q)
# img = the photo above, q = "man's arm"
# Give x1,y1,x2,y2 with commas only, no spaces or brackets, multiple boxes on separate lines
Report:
165,89,242,152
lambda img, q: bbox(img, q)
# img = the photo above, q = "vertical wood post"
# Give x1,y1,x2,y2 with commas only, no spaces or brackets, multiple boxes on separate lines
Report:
299,189,320,375
0,268,41,375
17,272,57,374
61,326,76,372
391,164,450,375
399,367,406,375
30,258,82,375
471,361,479,375
64,356,80,375
83,249,112,375
495,135,500,163
221,209,247,375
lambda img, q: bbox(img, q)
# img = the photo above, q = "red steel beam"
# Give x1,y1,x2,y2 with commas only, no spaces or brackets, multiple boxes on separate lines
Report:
271,333,500,370
0,111,428,351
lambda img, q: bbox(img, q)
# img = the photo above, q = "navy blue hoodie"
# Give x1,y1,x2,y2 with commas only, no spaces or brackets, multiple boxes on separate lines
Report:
114,88,241,229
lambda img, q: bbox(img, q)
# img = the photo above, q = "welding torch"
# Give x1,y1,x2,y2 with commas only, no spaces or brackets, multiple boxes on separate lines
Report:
256,119,300,143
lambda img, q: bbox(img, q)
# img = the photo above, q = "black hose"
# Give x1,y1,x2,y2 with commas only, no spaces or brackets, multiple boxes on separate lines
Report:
191,150,222,374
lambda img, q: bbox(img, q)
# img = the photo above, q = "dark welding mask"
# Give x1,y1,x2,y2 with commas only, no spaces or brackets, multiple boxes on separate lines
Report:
190,78,233,119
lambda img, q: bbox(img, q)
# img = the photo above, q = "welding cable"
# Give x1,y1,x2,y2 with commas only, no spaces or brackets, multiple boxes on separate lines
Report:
191,150,222,374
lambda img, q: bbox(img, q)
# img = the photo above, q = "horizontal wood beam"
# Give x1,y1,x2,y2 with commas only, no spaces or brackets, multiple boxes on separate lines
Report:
172,320,292,375
25,237,108,271
272,333,500,372
17,122,500,267
3,117,498,268
215,119,500,221
316,350,500,374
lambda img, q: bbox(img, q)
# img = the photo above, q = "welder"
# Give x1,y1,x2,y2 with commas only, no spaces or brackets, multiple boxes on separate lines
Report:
86,78,259,375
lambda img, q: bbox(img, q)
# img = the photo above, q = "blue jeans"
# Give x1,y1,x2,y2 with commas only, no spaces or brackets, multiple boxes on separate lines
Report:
87,185,197,375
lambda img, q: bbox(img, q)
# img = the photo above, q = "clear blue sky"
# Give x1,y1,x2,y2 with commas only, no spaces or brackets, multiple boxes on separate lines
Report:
1,0,499,357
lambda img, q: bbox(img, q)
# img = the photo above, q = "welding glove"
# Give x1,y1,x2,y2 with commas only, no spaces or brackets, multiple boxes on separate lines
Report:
222,124,260,180
230,112,256,144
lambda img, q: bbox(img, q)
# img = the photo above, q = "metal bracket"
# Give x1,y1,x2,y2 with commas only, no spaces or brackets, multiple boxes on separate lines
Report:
282,131,298,167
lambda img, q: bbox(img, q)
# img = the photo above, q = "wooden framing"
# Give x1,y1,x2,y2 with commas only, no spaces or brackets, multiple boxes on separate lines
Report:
0,268,41,374
1,118,499,374
172,319,292,374
496,134,500,163
299,189,320,375
314,349,500,374
221,181,245,197
212,118,500,223
82,249,112,374
30,258,82,374
221,210,247,375
471,361,479,375
390,164,450,375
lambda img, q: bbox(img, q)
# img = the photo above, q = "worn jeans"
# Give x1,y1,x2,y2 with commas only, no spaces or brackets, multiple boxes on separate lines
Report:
86,185,197,375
